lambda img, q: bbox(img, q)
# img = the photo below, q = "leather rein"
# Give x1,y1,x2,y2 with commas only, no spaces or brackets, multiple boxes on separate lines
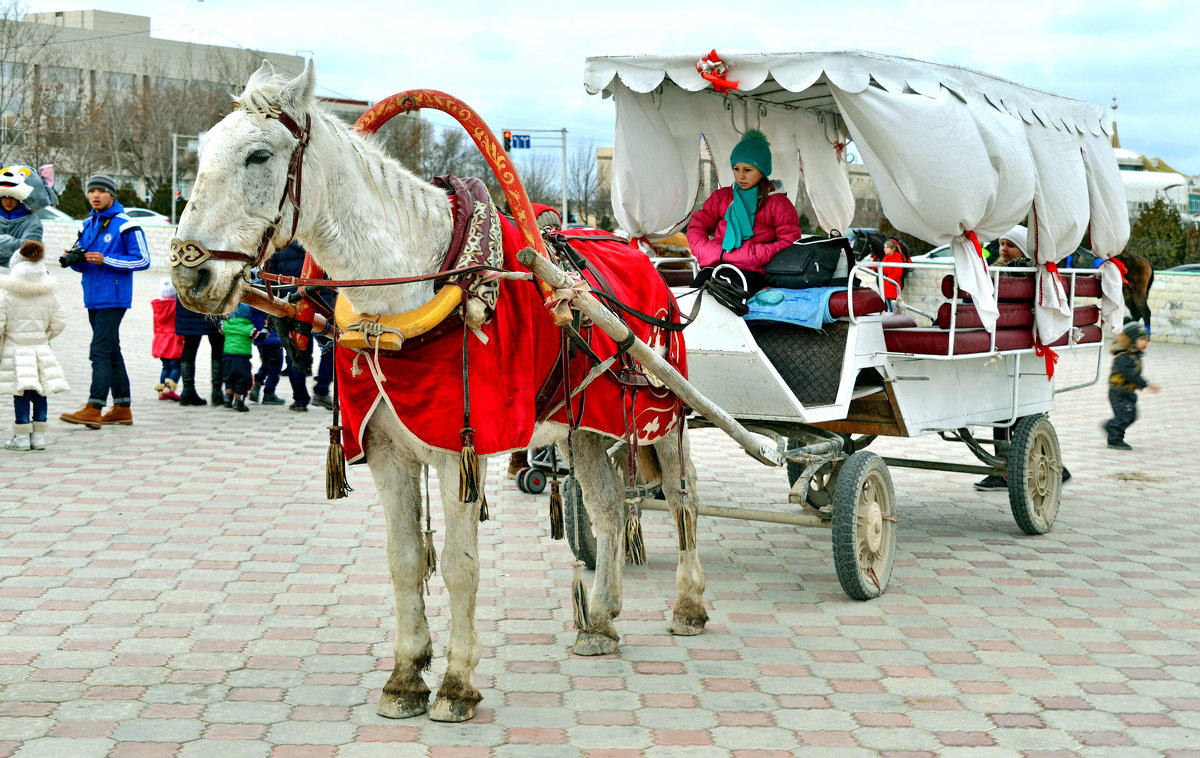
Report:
169,107,311,270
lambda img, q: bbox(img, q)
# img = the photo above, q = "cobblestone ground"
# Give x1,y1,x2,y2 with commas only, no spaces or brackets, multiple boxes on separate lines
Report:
1,267,1198,757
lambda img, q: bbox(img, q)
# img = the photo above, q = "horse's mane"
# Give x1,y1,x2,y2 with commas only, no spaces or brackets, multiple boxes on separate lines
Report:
234,75,293,120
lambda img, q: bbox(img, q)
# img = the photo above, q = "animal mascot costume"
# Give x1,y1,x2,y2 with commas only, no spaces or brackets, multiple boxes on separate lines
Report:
0,165,58,268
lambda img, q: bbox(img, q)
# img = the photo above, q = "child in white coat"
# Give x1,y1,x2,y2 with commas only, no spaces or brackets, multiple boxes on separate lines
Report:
0,241,68,450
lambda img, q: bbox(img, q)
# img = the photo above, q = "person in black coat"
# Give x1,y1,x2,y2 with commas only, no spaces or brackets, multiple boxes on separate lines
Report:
174,296,225,406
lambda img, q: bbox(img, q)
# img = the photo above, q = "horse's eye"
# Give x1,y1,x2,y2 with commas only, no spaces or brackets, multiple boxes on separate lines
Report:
246,150,272,166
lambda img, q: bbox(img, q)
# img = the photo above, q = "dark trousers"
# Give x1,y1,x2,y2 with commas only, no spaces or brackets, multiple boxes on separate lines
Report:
181,332,224,370
222,354,253,395
14,390,48,424
88,308,130,406
1106,388,1138,443
285,338,333,405
253,344,283,394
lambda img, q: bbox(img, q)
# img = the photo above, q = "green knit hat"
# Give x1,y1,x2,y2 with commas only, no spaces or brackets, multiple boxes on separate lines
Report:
730,129,772,177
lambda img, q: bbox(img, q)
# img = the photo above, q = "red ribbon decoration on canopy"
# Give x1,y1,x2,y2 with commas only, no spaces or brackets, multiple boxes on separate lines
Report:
963,230,984,258
1101,256,1129,284
1033,341,1059,380
696,50,739,94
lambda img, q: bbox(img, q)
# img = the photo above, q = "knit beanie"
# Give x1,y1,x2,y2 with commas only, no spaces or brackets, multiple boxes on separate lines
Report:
1121,320,1148,342
1000,225,1028,257
86,174,117,195
160,278,177,299
730,129,772,178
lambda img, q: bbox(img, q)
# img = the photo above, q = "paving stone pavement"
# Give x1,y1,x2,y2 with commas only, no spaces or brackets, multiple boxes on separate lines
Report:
1,267,1199,757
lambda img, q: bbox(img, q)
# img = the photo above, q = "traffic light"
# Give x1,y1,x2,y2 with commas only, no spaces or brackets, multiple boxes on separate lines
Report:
503,130,512,152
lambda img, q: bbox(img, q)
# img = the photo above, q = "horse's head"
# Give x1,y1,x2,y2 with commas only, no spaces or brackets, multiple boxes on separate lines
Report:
171,60,316,314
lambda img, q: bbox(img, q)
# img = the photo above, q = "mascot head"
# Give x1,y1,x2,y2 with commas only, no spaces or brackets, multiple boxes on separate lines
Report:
0,164,58,212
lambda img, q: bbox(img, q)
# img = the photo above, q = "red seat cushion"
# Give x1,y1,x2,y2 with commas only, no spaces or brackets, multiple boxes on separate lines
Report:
941,273,1102,300
1073,305,1100,326
936,302,1033,329
884,327,1033,355
828,288,886,318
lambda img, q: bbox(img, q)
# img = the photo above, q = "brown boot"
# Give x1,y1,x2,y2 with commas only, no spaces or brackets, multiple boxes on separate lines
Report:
60,404,103,429
100,405,133,426
507,450,529,479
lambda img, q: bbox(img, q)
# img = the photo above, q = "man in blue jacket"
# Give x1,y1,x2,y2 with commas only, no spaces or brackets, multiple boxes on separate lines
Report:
60,174,150,429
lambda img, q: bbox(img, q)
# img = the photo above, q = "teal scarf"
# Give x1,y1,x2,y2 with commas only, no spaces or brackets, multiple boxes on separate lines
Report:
721,185,758,252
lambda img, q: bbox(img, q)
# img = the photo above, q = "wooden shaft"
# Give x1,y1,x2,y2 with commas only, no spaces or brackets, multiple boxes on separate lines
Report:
517,248,783,468
239,286,332,336
638,499,828,528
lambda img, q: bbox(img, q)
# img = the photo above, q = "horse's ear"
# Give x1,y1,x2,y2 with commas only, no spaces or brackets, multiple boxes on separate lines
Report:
241,60,276,96
278,59,316,114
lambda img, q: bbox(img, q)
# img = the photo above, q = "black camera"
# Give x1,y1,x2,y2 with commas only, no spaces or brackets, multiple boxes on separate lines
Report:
59,245,86,268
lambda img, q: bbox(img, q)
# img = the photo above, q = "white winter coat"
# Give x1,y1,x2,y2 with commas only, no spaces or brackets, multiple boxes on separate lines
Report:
0,259,69,396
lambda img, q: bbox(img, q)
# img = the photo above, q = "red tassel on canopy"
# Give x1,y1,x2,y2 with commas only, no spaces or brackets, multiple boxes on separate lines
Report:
696,50,739,93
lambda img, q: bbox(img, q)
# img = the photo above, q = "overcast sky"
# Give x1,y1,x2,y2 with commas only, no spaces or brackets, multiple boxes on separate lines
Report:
27,0,1200,175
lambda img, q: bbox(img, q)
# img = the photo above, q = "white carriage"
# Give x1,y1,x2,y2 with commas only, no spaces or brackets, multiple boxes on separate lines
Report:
550,50,1131,599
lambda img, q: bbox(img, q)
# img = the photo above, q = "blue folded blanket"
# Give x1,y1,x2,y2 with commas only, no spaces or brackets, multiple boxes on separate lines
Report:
744,287,841,329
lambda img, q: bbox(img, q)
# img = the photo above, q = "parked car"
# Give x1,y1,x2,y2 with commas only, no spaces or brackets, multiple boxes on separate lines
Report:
909,244,954,263
1164,263,1200,273
123,207,171,224
34,206,77,223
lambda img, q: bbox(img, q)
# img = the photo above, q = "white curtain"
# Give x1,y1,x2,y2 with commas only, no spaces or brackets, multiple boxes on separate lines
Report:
830,84,1040,331
1081,133,1132,329
1023,125,1091,342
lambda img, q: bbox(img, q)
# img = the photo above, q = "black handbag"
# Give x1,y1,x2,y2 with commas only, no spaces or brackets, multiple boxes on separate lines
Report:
764,235,852,289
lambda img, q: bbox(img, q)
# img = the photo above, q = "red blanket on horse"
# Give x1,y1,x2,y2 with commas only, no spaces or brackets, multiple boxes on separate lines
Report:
336,219,686,463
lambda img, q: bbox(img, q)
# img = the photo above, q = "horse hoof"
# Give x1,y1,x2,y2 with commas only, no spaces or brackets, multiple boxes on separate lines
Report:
668,613,706,636
429,697,476,722
376,693,429,719
573,631,619,656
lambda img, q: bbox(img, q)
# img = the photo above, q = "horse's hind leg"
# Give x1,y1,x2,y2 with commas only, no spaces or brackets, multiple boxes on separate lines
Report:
570,432,625,656
655,428,708,636
429,455,483,722
366,443,432,719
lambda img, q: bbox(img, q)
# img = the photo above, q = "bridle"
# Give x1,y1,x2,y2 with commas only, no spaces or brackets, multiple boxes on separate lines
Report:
169,103,311,270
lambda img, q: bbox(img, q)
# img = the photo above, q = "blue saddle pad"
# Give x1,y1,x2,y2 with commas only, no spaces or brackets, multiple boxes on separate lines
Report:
744,287,841,329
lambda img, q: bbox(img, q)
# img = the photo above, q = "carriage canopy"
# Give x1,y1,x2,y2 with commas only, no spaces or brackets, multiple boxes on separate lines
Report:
583,50,1129,341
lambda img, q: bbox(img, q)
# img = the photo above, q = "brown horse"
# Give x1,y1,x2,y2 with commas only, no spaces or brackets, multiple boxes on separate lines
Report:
1067,248,1154,332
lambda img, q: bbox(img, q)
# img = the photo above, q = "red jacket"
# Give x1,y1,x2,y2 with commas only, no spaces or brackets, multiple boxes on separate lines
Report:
686,187,801,274
151,298,184,359
881,250,908,299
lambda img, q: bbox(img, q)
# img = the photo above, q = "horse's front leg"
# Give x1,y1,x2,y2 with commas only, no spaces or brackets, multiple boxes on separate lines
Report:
656,428,708,636
570,432,625,656
428,454,483,722
365,437,431,719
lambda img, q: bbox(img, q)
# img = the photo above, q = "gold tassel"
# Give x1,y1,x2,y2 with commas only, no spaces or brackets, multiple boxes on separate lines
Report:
458,429,479,504
325,425,352,500
572,560,590,632
625,510,646,565
549,479,564,540
422,528,437,591
478,490,489,523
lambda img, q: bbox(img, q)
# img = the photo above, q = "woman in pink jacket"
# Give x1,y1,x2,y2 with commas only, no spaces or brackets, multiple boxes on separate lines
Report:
687,129,801,293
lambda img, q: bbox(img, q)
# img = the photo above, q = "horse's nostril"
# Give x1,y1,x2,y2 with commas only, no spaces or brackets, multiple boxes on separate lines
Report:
191,266,211,296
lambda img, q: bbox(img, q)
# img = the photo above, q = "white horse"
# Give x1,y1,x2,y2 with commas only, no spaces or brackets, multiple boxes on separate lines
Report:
170,61,707,723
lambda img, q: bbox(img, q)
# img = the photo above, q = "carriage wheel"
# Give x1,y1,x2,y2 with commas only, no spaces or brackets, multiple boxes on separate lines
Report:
831,451,896,601
514,467,531,493
522,468,548,495
1007,414,1062,535
562,476,597,570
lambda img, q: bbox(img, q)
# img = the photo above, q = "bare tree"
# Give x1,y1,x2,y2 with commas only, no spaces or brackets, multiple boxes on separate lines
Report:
515,149,561,210
568,140,599,225
0,1,56,157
